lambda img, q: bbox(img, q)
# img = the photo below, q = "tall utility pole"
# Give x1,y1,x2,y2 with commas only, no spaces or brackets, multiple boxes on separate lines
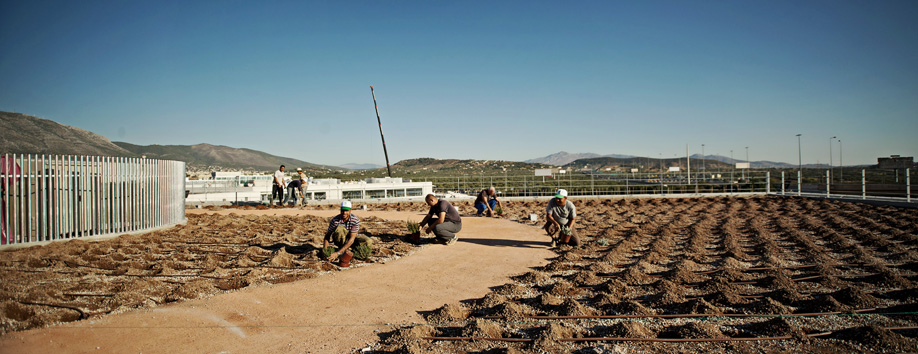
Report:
370,86,392,177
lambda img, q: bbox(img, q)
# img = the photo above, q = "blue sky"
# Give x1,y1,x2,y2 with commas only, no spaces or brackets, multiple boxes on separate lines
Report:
1,0,916,166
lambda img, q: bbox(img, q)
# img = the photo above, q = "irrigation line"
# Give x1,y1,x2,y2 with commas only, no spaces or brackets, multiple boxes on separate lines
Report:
471,309,918,322
422,331,836,343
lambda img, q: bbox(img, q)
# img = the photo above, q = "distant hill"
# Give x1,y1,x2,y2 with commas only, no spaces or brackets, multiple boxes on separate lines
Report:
370,158,551,176
113,142,343,173
526,151,635,166
339,163,384,170
0,111,134,157
565,156,733,172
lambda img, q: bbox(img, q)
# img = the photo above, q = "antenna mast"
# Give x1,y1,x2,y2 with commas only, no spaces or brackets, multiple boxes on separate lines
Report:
370,85,392,177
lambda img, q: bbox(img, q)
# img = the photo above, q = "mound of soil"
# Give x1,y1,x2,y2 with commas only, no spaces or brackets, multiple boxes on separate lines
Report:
741,317,801,337
661,321,725,339
425,303,469,325
832,324,918,352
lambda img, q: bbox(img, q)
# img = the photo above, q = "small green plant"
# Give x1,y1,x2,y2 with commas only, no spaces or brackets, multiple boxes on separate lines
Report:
407,220,420,234
560,225,572,236
353,244,372,261
596,238,609,246
321,246,337,259
495,207,504,216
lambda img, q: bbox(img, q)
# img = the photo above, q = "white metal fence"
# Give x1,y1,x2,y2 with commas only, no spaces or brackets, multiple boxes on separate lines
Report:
1,154,186,247
416,171,772,197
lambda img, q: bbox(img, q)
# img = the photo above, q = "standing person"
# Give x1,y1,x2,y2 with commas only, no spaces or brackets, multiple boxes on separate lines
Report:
296,168,309,204
419,194,462,245
272,165,285,206
323,201,373,266
544,189,580,247
474,186,502,217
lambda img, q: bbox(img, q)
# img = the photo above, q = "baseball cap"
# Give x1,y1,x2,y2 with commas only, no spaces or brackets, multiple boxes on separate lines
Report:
554,189,568,198
340,201,352,210
296,168,302,172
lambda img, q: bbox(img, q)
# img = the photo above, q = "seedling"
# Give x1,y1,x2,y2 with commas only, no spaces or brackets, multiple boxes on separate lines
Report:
321,246,337,259
353,244,372,261
495,207,504,216
596,238,609,246
561,225,572,236
407,220,421,234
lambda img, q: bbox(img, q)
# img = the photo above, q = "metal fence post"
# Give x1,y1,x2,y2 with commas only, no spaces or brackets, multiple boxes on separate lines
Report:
797,170,801,196
781,171,785,195
908,168,911,202
826,170,830,198
862,169,866,200
766,172,770,194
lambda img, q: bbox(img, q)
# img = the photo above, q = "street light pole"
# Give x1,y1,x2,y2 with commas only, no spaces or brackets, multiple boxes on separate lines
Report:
839,139,843,182
730,149,734,186
796,134,802,171
829,136,836,183
744,146,748,180
701,144,705,181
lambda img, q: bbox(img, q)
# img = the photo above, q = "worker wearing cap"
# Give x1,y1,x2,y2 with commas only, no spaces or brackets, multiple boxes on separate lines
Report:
323,201,373,263
419,194,462,245
544,189,580,247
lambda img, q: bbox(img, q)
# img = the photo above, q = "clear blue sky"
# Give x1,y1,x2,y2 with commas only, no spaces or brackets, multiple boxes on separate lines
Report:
2,0,916,166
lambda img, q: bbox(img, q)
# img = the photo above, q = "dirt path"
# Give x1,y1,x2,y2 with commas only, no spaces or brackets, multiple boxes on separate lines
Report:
1,209,554,354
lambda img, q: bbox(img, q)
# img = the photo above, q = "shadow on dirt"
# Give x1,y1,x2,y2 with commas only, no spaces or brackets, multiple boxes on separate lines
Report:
459,237,549,249
256,243,320,255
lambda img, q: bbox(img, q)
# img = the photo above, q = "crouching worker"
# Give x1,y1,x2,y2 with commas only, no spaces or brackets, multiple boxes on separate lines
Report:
544,189,580,247
474,186,503,217
323,201,373,267
419,194,462,245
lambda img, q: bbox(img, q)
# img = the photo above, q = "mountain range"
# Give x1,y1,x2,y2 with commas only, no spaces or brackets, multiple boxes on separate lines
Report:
3,111,852,172
1,112,341,173
525,151,635,166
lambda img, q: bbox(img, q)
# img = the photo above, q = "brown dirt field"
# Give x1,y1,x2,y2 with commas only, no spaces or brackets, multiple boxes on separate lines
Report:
3,196,918,353
366,196,918,353
0,207,554,353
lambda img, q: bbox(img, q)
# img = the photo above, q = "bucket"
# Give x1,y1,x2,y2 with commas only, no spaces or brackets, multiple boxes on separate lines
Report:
339,251,353,268
561,233,572,244
409,232,421,244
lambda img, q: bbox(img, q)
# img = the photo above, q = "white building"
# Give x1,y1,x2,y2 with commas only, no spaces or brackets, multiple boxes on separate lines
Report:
185,173,433,205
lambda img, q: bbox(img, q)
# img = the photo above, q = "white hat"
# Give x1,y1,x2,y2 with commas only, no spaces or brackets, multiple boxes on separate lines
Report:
554,189,568,198
340,200,352,210
296,168,302,171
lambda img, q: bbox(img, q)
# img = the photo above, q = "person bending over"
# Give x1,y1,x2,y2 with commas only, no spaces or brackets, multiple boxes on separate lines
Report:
419,194,462,245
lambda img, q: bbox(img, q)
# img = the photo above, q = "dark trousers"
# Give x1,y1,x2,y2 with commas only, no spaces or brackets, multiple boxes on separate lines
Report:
543,221,581,246
272,184,284,204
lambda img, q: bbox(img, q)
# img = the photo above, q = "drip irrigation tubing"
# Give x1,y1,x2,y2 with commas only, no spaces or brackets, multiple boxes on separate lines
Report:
475,308,916,321
422,331,836,343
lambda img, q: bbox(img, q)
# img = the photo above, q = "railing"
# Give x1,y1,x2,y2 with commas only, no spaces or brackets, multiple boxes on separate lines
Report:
773,169,913,203
413,171,771,198
1,154,186,247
